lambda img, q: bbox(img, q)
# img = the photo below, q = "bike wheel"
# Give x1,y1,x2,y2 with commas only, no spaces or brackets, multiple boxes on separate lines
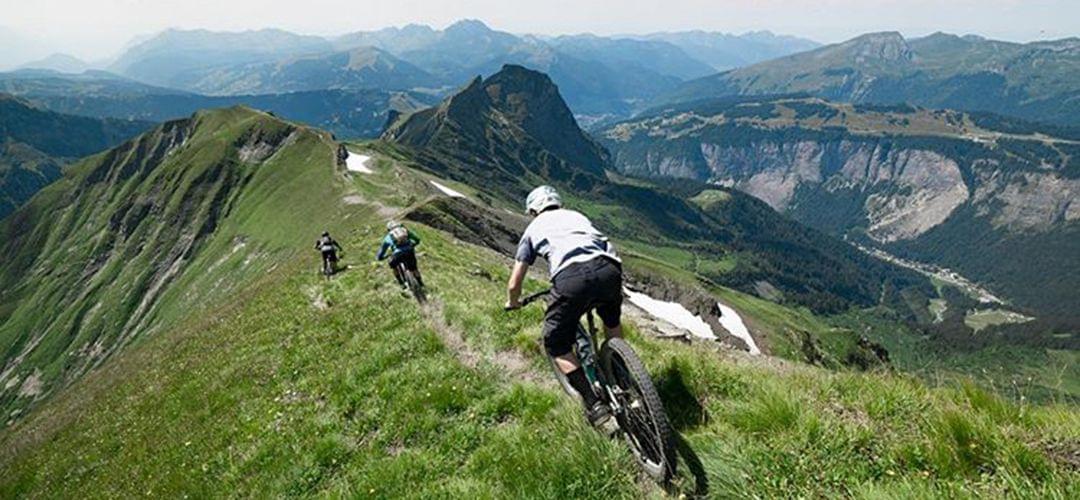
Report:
599,337,676,483
404,269,425,304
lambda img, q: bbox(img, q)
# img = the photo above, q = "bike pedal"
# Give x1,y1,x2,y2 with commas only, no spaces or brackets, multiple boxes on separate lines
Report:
597,417,620,438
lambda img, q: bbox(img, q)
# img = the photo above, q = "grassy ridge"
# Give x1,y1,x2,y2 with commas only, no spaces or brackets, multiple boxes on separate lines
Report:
0,221,643,498
3,152,1075,497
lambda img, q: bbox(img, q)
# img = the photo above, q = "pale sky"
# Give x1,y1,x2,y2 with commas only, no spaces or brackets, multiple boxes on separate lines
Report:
1,0,1077,66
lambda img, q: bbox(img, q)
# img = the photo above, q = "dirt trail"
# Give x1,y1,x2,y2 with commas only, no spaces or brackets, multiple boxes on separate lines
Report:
420,298,551,388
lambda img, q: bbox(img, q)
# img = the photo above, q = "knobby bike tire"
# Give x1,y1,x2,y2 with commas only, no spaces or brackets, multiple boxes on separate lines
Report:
404,268,425,304
599,337,676,483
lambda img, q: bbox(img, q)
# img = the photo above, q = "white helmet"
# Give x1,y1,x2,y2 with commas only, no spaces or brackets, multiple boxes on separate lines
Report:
525,185,562,214
386,220,402,231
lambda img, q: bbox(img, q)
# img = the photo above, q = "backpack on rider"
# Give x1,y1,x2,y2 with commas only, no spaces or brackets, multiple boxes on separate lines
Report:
389,225,410,246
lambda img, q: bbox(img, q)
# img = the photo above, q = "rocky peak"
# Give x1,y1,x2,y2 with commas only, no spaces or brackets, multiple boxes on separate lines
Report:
1031,37,1080,54
445,19,494,36
343,46,390,70
481,65,607,174
438,76,491,131
482,65,572,131
382,65,609,191
844,31,913,64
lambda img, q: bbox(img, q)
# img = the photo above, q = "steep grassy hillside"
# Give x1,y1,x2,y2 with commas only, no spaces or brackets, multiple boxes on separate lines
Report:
0,93,151,158
0,139,61,218
1,148,1076,498
0,107,347,420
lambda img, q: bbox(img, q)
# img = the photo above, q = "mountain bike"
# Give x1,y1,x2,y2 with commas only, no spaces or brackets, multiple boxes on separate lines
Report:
396,262,426,304
321,252,339,279
509,289,676,483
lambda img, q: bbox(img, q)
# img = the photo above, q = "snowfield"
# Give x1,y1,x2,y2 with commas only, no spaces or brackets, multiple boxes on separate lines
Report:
625,289,715,340
345,151,374,174
625,289,761,354
716,302,760,355
430,180,467,198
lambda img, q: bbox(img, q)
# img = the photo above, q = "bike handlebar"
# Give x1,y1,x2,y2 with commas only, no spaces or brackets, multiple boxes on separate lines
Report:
504,289,551,311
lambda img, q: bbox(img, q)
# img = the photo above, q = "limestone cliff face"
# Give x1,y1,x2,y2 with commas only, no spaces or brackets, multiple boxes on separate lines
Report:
972,167,1080,232
610,126,1079,243
683,140,969,242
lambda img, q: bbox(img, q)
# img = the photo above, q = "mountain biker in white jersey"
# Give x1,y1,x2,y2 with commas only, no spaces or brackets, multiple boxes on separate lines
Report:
505,185,623,428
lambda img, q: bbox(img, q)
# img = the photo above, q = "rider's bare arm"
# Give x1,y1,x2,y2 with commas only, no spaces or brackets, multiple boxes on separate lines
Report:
505,260,529,308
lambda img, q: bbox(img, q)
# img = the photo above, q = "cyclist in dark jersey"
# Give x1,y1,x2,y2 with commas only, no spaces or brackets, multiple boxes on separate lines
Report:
315,231,343,270
376,221,423,289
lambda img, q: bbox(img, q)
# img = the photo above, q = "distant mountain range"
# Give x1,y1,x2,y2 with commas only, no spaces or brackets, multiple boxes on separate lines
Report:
99,21,820,120
17,53,92,74
633,30,820,71
0,70,434,139
180,47,434,95
667,32,1080,126
107,28,334,88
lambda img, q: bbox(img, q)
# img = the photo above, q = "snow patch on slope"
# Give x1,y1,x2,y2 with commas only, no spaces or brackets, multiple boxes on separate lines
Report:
716,302,760,355
625,289,715,340
430,180,467,198
345,151,373,174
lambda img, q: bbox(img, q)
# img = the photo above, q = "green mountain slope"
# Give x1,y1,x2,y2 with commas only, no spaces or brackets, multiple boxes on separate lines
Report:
598,96,1080,327
0,93,151,218
668,32,1080,127
0,107,347,419
1,133,1076,498
0,93,151,158
0,139,62,218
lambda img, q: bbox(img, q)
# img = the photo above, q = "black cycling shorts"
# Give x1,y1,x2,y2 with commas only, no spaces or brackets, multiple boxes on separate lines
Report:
543,257,622,357
321,250,338,262
389,250,418,272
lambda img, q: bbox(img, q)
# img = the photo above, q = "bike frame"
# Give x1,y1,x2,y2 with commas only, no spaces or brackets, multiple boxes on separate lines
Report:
518,291,623,415
511,288,676,483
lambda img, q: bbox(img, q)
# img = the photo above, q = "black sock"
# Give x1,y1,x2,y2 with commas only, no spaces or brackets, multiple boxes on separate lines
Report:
566,367,598,407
